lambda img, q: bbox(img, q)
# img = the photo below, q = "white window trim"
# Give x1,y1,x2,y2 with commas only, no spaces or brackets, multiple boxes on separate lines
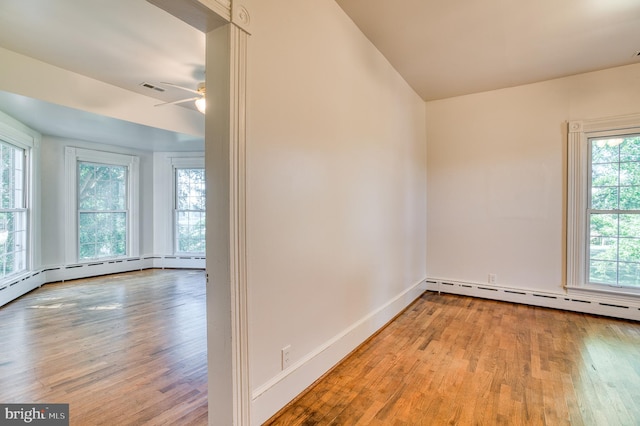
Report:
152,152,204,256
172,157,205,255
0,111,39,279
567,113,640,297
64,147,139,265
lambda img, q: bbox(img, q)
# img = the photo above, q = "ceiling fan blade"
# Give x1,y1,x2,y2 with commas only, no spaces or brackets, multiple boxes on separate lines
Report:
155,96,200,107
158,81,201,95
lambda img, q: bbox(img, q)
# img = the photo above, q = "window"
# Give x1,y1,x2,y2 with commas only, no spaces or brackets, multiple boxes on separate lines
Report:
588,135,640,287
175,168,205,254
567,115,640,293
65,148,139,264
0,140,27,278
78,162,128,260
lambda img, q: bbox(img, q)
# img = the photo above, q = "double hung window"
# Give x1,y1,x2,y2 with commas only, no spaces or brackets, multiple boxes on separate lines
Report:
78,162,128,260
568,116,640,292
65,147,139,263
175,167,205,254
0,140,27,278
588,135,640,287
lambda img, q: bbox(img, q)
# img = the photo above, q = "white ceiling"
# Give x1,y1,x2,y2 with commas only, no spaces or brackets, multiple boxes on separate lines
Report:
0,90,202,151
0,0,639,150
336,0,640,100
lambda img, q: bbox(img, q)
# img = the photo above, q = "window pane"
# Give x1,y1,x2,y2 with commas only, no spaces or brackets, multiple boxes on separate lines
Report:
0,142,24,210
618,262,640,287
79,212,126,260
620,161,640,186
591,163,619,187
620,186,640,210
78,162,127,211
589,260,618,284
619,214,640,237
591,139,619,163
619,238,640,262
0,210,27,278
78,164,96,209
590,213,617,237
176,211,206,253
590,237,617,261
591,187,618,210
620,137,640,162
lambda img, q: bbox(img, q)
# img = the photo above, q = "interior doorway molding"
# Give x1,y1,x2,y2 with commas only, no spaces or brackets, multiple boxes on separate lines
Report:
146,1,251,424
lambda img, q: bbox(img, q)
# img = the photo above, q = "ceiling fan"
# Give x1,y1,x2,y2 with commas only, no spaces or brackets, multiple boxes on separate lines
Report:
155,81,206,113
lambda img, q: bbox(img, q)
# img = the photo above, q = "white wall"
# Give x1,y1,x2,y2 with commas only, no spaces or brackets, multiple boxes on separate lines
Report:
243,1,427,422
426,63,640,293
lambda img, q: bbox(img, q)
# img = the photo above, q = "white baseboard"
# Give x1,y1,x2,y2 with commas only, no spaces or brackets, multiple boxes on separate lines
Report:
425,278,640,321
0,255,206,308
44,257,154,282
151,255,205,269
251,279,427,425
0,270,46,308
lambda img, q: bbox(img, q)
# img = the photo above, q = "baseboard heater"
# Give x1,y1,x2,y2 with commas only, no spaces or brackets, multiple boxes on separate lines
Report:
425,279,640,321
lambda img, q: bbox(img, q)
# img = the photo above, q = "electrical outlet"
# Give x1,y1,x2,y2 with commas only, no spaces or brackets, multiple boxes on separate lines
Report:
281,345,291,370
488,273,497,284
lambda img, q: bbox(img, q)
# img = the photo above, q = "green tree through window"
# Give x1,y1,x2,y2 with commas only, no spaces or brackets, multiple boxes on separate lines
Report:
589,135,640,287
78,162,127,260
175,168,205,254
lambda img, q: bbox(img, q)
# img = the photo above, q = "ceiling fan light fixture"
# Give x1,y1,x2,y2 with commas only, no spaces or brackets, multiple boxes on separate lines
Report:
195,97,206,113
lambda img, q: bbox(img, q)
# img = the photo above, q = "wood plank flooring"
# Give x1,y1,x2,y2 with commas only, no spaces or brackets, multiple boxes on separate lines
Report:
3,272,640,425
0,269,208,425
266,293,640,426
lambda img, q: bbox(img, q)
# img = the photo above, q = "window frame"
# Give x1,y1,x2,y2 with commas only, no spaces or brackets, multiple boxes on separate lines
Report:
567,114,640,296
171,157,205,255
77,161,129,261
587,132,640,287
0,139,29,279
0,113,37,285
65,147,139,264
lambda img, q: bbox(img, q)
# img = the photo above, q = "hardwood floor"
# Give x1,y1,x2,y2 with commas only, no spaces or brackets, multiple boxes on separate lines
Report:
3,273,640,425
0,269,208,425
266,293,640,426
